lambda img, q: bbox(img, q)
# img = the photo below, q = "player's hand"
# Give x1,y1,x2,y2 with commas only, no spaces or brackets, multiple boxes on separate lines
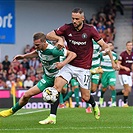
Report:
124,67,130,71
55,62,64,69
56,44,65,50
104,48,110,54
115,64,120,71
13,55,24,61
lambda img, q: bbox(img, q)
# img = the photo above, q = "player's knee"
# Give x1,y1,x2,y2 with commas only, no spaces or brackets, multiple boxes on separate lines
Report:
23,92,32,99
81,94,90,101
53,85,61,92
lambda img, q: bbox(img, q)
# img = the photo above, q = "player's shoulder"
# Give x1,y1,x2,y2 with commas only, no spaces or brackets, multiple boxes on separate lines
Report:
84,23,96,28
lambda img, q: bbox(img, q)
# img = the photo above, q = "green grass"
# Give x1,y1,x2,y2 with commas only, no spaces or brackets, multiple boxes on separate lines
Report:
0,107,133,133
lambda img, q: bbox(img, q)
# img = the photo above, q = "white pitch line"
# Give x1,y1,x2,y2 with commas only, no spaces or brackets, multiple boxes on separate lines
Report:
0,126,132,131
15,109,50,116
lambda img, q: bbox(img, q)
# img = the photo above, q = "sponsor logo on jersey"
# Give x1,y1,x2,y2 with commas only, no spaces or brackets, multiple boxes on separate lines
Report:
69,39,86,45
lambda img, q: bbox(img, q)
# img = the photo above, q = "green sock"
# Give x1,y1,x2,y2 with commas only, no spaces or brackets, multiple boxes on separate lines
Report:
74,88,80,107
59,93,64,104
86,103,89,108
101,89,105,98
12,102,23,113
111,90,116,103
63,91,73,102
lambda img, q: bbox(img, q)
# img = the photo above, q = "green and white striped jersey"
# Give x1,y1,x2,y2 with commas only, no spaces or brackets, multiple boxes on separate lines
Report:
91,40,101,69
100,51,118,72
37,41,67,77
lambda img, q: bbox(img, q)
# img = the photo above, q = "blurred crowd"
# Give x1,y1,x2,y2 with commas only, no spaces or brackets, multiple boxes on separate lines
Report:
0,0,132,91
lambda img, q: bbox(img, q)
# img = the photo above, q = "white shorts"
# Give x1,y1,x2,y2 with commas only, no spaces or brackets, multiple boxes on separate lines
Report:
118,74,132,87
56,64,91,89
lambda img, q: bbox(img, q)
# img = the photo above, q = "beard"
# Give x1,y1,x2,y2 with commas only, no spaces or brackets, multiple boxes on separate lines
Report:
73,22,83,30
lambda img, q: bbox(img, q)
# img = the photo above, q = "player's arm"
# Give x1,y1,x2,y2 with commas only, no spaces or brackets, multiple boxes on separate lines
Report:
13,50,38,61
56,50,77,69
118,60,130,71
97,39,117,70
46,30,64,49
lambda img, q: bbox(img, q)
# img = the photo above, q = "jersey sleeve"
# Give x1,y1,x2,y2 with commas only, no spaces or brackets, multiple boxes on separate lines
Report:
91,26,101,42
54,24,68,36
52,47,67,57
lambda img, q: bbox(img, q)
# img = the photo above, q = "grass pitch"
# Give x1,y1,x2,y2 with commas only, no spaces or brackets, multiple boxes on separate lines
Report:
0,107,133,133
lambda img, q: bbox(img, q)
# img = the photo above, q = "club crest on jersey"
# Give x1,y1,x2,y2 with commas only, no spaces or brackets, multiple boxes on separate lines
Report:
82,33,87,39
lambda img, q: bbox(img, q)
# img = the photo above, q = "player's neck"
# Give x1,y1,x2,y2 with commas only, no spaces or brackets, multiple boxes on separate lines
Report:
42,43,48,51
126,50,131,55
75,22,83,31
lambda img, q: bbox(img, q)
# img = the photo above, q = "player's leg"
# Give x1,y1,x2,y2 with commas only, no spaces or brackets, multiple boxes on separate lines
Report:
59,85,68,108
99,72,108,107
39,75,68,124
108,71,116,107
0,85,41,117
71,78,80,107
87,74,100,113
117,75,132,107
77,68,100,119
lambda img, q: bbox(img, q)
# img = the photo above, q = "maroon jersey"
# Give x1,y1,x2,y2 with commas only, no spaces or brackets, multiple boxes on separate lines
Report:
55,23,101,69
118,51,133,75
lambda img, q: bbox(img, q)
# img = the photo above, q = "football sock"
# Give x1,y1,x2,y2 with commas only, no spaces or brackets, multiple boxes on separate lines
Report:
87,95,96,108
86,103,89,108
123,96,128,104
111,90,116,103
116,90,123,95
100,89,105,98
50,96,59,115
12,102,23,113
59,93,64,104
74,88,80,106
63,91,73,102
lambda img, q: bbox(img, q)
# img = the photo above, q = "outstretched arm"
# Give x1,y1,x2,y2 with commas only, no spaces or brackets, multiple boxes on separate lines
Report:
13,50,38,61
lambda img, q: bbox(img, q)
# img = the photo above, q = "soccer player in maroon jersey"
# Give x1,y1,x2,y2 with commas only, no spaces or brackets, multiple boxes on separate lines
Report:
39,7,117,124
117,41,133,107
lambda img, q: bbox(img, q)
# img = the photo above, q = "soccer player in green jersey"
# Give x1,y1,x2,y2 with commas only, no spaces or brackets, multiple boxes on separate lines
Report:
0,32,77,118
99,42,120,107
86,40,103,113
59,78,80,108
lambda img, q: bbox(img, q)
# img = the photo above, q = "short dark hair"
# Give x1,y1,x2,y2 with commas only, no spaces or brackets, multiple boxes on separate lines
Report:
33,32,46,42
72,7,84,15
126,41,132,45
108,41,114,46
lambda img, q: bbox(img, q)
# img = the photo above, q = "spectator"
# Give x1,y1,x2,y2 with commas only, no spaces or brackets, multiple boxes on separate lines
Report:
29,57,40,70
0,78,6,90
17,71,26,82
16,77,23,89
21,58,30,70
24,44,31,54
29,72,36,82
36,62,43,75
2,55,11,71
0,63,4,75
23,76,33,89
8,63,17,75
5,75,14,89
27,66,36,76
18,64,27,75
33,76,39,86
96,22,106,33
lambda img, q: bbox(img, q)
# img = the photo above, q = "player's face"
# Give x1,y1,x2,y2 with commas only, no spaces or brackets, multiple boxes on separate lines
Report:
34,39,44,50
72,13,84,30
126,42,133,52
108,43,114,50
